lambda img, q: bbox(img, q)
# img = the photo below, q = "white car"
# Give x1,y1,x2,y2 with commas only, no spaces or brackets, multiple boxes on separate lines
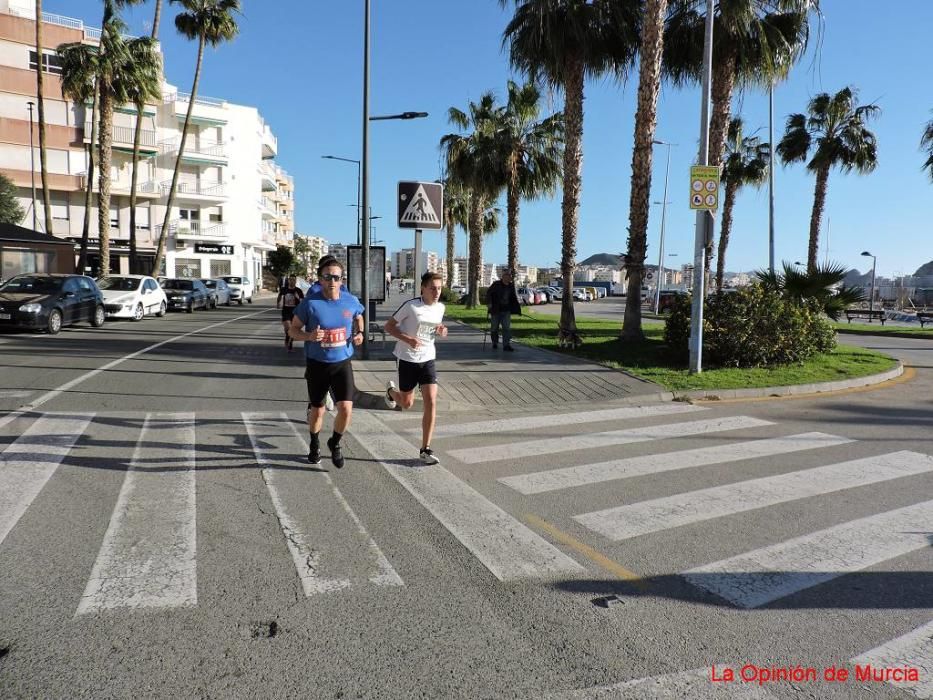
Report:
98,275,167,321
221,276,254,304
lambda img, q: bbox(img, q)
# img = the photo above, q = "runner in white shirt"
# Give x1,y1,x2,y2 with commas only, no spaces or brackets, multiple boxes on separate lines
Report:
384,271,448,464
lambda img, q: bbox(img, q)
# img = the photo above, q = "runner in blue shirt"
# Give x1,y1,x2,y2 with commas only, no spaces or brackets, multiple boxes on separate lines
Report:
289,256,365,468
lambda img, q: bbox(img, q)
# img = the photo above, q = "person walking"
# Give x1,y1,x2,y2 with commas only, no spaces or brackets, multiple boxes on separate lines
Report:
276,275,304,352
486,270,521,352
383,271,448,465
289,257,365,468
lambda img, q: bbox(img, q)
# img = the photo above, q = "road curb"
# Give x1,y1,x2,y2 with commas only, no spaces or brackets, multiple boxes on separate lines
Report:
671,362,905,402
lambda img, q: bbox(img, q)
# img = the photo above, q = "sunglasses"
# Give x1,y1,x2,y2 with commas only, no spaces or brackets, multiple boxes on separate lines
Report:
320,274,343,282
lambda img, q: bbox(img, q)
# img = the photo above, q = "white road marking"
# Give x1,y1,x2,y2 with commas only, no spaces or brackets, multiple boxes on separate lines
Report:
0,413,93,547
684,499,933,608
501,432,853,495
0,390,33,398
353,411,585,581
0,308,270,432
853,619,933,698
419,403,706,440
448,416,775,465
543,667,776,699
76,413,197,614
576,450,933,541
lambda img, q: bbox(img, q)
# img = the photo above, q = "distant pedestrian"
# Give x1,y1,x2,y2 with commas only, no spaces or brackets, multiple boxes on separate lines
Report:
289,257,365,468
486,270,521,352
384,271,448,465
276,275,304,352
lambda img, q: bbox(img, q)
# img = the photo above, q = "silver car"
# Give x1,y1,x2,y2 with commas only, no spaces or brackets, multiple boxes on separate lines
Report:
201,278,232,306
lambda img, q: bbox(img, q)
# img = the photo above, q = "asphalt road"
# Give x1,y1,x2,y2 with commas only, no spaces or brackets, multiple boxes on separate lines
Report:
0,300,930,699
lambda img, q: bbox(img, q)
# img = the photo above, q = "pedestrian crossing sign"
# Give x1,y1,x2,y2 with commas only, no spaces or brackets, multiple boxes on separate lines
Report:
398,181,444,230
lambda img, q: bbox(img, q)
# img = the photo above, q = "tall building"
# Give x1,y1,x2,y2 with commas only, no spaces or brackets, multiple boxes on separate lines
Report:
328,243,348,271
451,257,468,288
391,248,441,280
0,2,292,282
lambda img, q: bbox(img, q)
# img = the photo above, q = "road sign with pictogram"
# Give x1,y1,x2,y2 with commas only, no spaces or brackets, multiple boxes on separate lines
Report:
397,181,444,230
689,165,720,210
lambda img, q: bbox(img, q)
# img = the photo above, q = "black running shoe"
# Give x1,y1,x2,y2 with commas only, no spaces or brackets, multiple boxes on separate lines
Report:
308,443,321,465
327,437,344,469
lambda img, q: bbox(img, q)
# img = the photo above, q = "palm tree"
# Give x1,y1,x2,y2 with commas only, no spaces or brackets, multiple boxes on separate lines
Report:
756,261,863,320
57,42,98,270
35,0,53,233
776,86,880,272
621,0,669,343
441,181,470,289
152,0,241,278
440,92,505,308
497,79,563,278
129,0,163,273
715,117,769,290
922,115,933,181
501,0,638,345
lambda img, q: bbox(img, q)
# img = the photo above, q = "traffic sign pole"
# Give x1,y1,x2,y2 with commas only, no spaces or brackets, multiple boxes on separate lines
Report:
413,229,422,294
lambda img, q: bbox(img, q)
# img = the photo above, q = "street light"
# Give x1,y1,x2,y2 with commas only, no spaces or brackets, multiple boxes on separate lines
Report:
26,101,37,231
861,251,877,318
370,111,428,121
322,155,361,244
651,139,675,314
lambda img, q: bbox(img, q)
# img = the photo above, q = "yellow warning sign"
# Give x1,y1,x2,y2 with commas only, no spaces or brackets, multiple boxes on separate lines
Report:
689,165,720,211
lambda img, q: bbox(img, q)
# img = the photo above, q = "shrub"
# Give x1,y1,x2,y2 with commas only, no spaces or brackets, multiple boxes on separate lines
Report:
439,287,460,304
664,284,836,368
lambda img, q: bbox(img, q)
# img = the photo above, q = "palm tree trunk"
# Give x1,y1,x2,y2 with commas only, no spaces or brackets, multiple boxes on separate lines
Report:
78,83,99,272
128,0,161,273
467,194,482,309
506,161,520,278
35,0,53,234
807,164,830,273
705,49,736,283
97,87,113,278
715,180,738,291
444,211,454,289
153,35,205,277
558,54,584,345
622,0,668,342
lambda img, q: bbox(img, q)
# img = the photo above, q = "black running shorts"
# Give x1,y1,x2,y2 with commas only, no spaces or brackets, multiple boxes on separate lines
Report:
397,359,437,392
281,307,296,322
305,358,355,407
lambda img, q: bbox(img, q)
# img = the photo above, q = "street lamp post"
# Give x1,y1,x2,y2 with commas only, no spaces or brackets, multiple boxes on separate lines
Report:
652,139,675,314
27,101,37,231
322,155,361,244
861,251,877,319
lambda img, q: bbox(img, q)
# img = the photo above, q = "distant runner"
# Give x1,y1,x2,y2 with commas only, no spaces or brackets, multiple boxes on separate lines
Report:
384,271,447,465
276,275,304,352
289,257,365,468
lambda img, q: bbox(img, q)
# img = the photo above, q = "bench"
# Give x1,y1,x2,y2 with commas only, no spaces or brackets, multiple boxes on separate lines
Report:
845,309,886,325
917,312,933,328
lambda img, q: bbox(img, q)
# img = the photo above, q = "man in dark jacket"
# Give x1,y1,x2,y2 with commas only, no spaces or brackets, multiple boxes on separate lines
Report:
486,270,521,352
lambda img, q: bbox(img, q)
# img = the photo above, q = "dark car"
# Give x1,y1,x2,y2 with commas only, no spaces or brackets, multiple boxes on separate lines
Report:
160,278,212,313
201,278,231,306
0,274,106,334
657,290,688,314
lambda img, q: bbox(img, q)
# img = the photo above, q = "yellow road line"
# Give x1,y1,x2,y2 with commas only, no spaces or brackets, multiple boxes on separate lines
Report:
523,513,648,591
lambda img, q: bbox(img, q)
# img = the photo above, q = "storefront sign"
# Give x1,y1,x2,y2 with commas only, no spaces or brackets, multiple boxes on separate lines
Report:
194,243,234,255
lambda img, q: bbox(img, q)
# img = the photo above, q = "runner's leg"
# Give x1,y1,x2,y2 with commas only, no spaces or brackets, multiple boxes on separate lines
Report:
420,382,437,449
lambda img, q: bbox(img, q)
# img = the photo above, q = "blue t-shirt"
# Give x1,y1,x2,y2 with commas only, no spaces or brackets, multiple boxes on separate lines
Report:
295,290,365,363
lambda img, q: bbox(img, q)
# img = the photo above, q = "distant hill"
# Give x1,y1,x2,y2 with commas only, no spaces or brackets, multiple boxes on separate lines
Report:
914,261,933,276
579,253,622,267
843,269,871,286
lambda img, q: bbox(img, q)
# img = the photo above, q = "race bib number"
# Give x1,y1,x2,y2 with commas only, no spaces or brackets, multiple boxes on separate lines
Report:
416,321,437,341
320,327,347,348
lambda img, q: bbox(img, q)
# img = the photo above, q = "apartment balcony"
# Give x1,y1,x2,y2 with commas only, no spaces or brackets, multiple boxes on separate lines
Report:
163,180,227,202
156,220,229,241
169,90,228,126
261,123,277,159
260,163,277,192
160,138,227,166
84,123,158,154
259,197,277,220
78,172,161,199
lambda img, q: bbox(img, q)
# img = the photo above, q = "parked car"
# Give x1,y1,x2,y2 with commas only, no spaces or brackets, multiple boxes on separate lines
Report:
657,290,689,314
0,273,105,334
160,278,212,313
220,276,253,304
546,286,562,301
98,274,167,321
201,278,232,306
571,288,587,302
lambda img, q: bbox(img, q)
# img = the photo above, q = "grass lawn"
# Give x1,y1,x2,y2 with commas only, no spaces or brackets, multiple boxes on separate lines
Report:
445,305,899,392
832,322,933,339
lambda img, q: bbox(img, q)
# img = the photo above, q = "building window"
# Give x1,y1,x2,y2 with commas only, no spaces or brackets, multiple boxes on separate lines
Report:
210,259,230,277
29,50,63,76
50,196,68,221
135,207,150,229
174,258,201,279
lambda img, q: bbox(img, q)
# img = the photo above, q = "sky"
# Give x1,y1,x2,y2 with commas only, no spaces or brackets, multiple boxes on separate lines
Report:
49,0,933,279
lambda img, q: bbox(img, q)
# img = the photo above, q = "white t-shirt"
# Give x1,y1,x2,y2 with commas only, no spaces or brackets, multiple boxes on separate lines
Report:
391,298,445,363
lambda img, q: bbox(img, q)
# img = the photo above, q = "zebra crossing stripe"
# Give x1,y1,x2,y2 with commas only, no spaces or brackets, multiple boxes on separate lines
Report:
447,416,774,465
501,432,853,495
353,412,585,581
852,619,933,698
542,667,776,698
76,414,197,615
575,450,933,541
0,413,93,547
417,403,706,440
684,499,933,608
